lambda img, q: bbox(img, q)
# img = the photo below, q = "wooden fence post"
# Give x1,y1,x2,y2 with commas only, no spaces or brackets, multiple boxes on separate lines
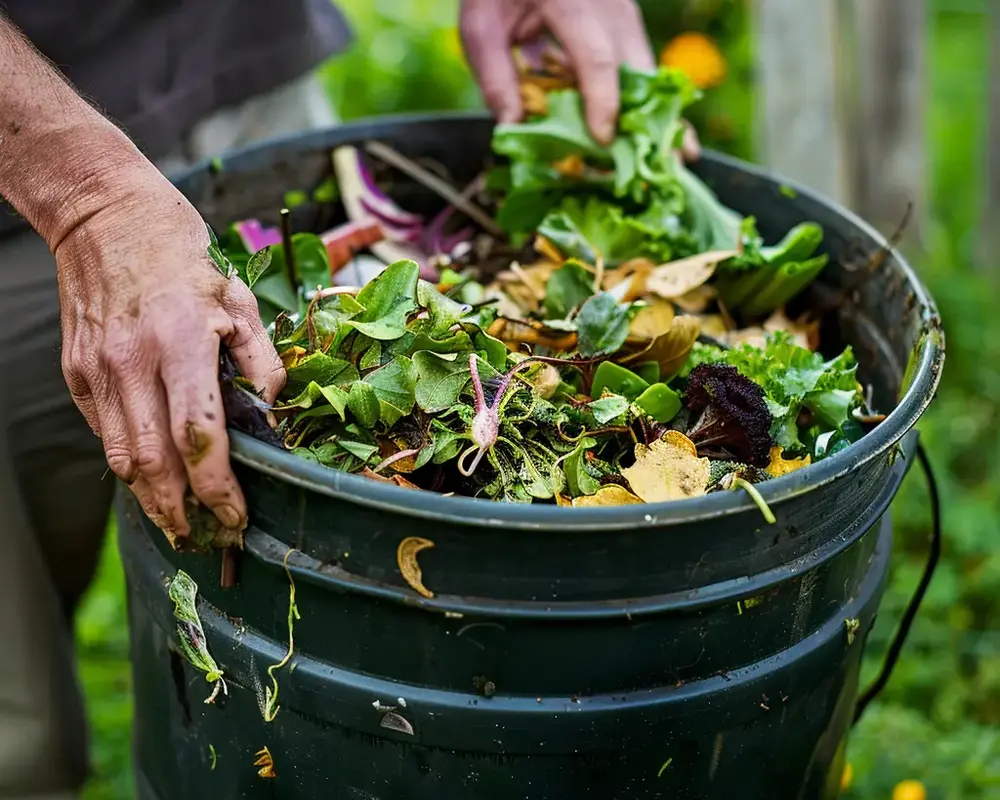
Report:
981,0,1000,271
752,0,855,204
853,0,928,242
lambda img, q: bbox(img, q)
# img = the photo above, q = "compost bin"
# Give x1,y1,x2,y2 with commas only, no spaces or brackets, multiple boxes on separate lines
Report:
117,113,944,800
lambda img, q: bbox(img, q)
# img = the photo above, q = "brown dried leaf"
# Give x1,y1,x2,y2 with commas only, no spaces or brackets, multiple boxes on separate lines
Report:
698,314,731,339
720,308,820,351
763,307,821,351
493,318,578,352
397,536,436,598
765,446,811,478
603,258,655,302
361,468,422,489
490,260,559,316
674,284,718,314
572,485,644,507
646,250,738,299
621,433,710,503
627,298,676,341
484,288,529,322
621,314,702,379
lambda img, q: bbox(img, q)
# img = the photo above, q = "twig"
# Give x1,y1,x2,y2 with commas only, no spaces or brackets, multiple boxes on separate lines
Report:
364,140,504,236
220,548,237,588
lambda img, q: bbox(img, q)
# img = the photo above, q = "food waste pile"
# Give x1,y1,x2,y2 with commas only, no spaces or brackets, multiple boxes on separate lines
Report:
208,61,883,512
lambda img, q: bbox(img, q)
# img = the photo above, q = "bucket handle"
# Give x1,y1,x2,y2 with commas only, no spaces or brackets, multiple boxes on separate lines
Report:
852,441,941,724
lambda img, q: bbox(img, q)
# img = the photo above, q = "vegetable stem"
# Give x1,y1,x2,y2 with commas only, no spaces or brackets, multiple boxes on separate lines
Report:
730,476,776,524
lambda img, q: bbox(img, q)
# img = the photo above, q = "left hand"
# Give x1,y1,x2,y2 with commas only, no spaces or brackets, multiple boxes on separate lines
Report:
459,0,656,144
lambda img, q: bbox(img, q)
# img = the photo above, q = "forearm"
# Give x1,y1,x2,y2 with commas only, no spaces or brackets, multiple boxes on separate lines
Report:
0,15,148,247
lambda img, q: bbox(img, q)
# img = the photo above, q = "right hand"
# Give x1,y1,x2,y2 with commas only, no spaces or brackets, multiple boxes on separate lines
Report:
459,0,701,159
54,163,285,538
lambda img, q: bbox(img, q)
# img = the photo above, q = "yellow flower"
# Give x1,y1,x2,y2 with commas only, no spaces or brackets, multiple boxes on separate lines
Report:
659,32,728,89
840,762,853,791
892,780,927,800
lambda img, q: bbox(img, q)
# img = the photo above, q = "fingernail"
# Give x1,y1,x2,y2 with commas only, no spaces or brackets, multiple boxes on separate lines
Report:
215,504,243,529
594,124,615,146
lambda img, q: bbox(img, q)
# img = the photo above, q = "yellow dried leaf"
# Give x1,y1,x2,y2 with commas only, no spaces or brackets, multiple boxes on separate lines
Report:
646,250,737,299
397,537,436,599
674,284,718,314
621,434,710,503
572,485,644,507
621,314,702,379
766,446,811,478
698,314,731,339
279,345,307,370
534,235,565,264
555,493,573,507
661,429,699,457
254,747,276,779
628,298,676,341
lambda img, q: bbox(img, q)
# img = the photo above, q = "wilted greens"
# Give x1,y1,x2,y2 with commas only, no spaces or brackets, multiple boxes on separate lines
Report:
211,63,881,507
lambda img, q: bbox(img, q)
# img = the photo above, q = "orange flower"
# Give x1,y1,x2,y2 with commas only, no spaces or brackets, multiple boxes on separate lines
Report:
892,780,927,800
659,32,728,89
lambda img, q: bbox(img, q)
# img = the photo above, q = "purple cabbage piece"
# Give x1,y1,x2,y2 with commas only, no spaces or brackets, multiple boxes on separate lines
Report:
233,219,282,253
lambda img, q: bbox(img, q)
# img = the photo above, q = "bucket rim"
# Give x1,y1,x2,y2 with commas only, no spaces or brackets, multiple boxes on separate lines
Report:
187,111,945,531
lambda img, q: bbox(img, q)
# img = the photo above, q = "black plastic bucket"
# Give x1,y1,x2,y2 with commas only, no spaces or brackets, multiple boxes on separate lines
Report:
117,113,944,800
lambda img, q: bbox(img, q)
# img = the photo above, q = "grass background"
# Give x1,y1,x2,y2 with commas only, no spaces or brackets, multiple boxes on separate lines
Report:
76,0,1000,797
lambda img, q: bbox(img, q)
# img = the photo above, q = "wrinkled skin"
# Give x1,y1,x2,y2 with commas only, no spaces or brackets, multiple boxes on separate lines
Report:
55,168,285,538
459,0,701,158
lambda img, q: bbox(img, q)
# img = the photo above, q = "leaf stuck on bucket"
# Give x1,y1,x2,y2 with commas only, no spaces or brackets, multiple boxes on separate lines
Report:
167,571,227,704
397,537,436,598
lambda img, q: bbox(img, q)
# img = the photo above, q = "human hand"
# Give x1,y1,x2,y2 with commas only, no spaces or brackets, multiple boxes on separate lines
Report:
459,0,657,144
54,163,285,538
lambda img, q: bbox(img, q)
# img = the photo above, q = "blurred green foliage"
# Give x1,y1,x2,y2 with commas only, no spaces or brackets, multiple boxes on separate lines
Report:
78,1,1000,798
